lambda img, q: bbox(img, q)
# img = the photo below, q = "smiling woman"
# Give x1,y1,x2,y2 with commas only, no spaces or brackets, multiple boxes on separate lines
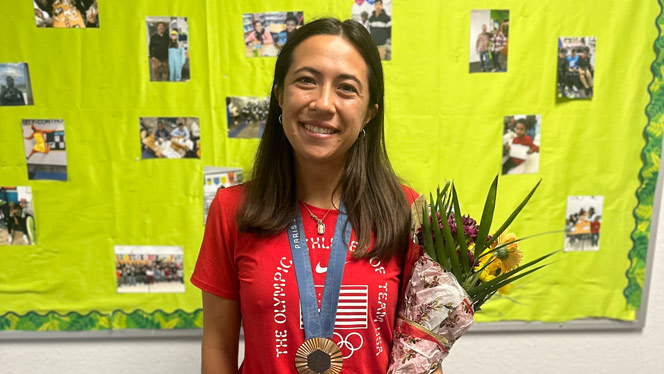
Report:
191,18,420,374
275,34,377,182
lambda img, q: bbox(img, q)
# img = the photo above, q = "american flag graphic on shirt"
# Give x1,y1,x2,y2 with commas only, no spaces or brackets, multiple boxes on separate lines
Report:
300,285,369,330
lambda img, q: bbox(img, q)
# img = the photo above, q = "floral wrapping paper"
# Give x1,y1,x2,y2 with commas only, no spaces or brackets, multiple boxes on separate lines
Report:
387,254,474,373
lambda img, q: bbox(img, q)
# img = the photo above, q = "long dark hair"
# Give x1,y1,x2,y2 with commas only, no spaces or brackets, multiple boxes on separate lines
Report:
237,18,410,260
252,20,266,43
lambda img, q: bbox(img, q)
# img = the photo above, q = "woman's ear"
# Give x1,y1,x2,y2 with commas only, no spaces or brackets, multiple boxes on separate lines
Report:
363,103,378,126
274,84,283,108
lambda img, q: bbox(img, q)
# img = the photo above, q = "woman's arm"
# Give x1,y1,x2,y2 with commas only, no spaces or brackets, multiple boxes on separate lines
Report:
263,30,274,44
201,291,241,374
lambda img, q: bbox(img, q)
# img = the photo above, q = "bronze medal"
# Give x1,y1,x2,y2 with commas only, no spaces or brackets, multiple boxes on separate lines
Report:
294,337,343,374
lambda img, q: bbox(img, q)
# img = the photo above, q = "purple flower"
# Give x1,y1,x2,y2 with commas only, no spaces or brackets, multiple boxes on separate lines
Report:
447,214,479,240
456,249,477,267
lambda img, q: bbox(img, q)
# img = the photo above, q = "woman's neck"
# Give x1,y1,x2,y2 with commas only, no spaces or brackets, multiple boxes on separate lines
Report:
295,158,345,209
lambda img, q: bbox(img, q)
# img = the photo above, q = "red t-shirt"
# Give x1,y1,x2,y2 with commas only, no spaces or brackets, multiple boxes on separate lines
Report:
191,185,418,373
510,134,540,165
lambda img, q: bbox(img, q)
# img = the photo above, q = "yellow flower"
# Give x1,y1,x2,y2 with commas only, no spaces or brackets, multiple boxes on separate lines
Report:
475,247,502,282
494,232,523,272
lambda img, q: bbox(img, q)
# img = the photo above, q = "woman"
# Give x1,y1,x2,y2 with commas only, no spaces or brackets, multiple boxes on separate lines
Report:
244,20,274,46
192,18,420,373
168,29,186,82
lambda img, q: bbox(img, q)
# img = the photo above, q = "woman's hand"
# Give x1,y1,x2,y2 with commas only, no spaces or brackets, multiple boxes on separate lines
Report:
201,291,241,374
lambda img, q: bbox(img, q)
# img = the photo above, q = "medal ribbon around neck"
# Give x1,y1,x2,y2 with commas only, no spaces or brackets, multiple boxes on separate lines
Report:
288,202,351,340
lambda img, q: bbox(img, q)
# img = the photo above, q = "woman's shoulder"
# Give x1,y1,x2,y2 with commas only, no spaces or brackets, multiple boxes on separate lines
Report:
400,184,420,205
212,184,246,212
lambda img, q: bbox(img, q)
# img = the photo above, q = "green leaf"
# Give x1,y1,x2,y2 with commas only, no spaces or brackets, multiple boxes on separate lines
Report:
471,264,548,304
466,256,499,288
473,290,497,311
486,179,542,249
468,250,557,298
421,203,436,261
439,199,463,279
452,185,471,276
474,176,498,258
477,230,564,261
432,194,450,270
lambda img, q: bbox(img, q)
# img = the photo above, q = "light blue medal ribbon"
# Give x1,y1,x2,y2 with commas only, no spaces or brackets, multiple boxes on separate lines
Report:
287,202,351,340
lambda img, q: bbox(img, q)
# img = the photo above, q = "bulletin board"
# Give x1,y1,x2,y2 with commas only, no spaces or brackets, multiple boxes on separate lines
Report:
0,0,661,337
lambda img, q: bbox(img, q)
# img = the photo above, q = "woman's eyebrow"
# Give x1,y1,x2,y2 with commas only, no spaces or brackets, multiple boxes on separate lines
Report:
292,66,364,91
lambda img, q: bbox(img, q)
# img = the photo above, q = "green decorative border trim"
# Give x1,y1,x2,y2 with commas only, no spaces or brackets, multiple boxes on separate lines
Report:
0,309,203,332
624,0,664,310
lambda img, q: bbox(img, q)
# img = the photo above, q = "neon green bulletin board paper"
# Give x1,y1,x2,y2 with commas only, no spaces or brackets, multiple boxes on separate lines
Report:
0,0,660,333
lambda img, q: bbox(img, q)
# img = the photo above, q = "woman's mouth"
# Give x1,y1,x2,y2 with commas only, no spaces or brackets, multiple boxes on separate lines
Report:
302,122,335,135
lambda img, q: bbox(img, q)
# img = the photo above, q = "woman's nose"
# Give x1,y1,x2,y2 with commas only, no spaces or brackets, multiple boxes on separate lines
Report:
310,85,336,114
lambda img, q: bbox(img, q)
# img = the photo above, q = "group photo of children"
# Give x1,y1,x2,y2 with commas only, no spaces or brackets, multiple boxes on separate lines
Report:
564,196,603,251
33,0,99,28
226,96,269,138
0,187,36,246
0,63,33,106
469,9,510,73
139,117,200,159
502,115,541,175
352,0,392,60
114,246,185,293
22,119,68,181
557,36,596,99
243,12,304,58
146,17,190,82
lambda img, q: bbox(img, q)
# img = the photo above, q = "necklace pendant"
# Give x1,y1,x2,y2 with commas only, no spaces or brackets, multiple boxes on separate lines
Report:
317,222,325,235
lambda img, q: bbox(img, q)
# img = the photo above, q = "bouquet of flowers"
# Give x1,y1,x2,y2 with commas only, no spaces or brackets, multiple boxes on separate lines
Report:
388,177,556,373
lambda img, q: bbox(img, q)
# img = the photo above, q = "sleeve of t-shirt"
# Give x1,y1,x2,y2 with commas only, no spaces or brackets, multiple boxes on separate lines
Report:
264,30,274,44
401,184,419,205
190,189,240,300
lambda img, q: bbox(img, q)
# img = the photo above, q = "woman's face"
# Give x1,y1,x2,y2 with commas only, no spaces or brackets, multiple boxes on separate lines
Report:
255,22,263,33
276,34,377,169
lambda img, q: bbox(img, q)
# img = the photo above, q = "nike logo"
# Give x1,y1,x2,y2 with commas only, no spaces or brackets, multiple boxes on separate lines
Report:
315,261,351,274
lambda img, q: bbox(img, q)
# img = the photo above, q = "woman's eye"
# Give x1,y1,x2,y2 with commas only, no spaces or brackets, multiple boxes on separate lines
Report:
297,77,315,84
340,84,358,93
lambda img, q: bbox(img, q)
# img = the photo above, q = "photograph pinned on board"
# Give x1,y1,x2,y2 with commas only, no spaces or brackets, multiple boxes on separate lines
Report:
243,11,304,58
0,186,36,246
352,0,392,60
469,9,509,73
203,167,243,223
0,63,33,106
564,196,603,252
34,0,99,28
114,245,185,293
557,37,595,99
22,119,68,181
139,117,200,159
502,115,541,175
226,96,268,138
146,17,190,82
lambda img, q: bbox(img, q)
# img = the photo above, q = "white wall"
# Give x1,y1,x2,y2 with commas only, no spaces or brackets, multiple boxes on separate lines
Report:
1,191,662,373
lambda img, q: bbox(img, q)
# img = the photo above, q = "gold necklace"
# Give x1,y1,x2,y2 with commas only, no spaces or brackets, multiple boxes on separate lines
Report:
301,201,334,235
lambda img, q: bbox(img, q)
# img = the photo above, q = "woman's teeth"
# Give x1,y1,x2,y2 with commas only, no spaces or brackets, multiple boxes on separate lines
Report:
304,123,334,134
